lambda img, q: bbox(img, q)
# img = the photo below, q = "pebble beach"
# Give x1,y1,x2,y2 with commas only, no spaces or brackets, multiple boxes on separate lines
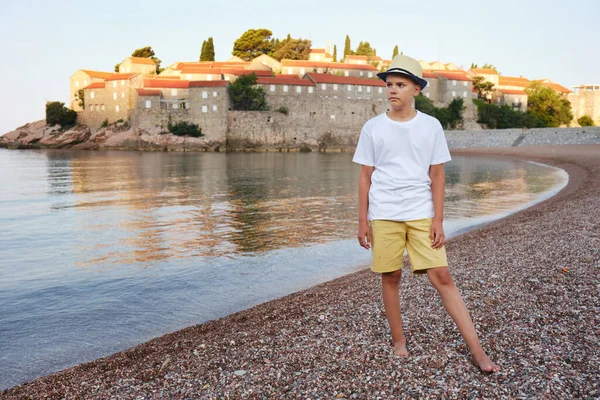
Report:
2,144,599,399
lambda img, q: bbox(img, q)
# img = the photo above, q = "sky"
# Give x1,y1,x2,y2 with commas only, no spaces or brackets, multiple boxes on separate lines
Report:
1,0,599,134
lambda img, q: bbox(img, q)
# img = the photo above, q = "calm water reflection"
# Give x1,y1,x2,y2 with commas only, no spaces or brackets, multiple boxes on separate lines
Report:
0,149,566,389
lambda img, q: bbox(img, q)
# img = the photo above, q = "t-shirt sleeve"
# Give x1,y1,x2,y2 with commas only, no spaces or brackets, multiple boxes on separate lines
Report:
352,123,375,167
431,122,452,165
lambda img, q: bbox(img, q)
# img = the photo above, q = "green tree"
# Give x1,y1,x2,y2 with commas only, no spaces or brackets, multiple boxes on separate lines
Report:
168,120,204,137
526,82,573,127
481,63,498,72
332,45,337,62
343,34,352,57
46,102,77,128
473,99,543,129
227,72,269,111
355,41,375,56
114,63,120,72
199,40,207,61
232,29,274,61
470,62,478,69
270,34,311,61
130,46,162,73
415,95,464,129
472,76,495,100
577,115,595,126
205,37,215,61
392,45,399,58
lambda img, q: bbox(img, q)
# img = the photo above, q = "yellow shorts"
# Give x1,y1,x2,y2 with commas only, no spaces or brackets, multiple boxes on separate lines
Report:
370,219,448,274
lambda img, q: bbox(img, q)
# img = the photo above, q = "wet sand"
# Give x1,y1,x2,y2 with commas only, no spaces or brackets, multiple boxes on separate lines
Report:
3,145,599,399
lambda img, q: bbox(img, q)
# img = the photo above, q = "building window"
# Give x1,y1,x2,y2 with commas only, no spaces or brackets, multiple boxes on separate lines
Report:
172,103,178,109
145,100,151,108
308,87,314,93
213,105,218,112
75,81,79,88
367,87,372,93
101,104,105,110
283,85,289,92
113,93,117,100
360,72,363,76
202,105,208,113
186,74,191,80
463,91,467,97
347,85,352,92
333,84,338,90
116,105,120,112
296,86,302,93
213,91,217,97
358,86,363,92
84,79,88,86
207,75,212,81
121,80,125,86
452,91,456,97
202,91,208,99
300,68,305,75
378,87,383,93
121,92,125,98
453,80,457,86
113,81,117,88
330,115,335,119
322,83,327,90
463,81,468,87
368,72,373,78
344,71,349,77
91,92,95,99
270,85,275,92
287,68,293,74
426,93,430,98
171,89,177,96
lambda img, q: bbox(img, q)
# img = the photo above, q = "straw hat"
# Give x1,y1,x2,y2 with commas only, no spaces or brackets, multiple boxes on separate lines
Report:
377,55,428,89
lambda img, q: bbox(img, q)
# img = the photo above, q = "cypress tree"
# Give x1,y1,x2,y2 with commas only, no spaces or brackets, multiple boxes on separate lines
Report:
200,40,207,61
344,34,351,58
206,37,215,61
332,45,337,62
392,45,399,58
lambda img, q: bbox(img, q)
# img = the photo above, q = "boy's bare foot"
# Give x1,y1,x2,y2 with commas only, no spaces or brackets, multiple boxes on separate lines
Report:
470,354,501,373
393,341,409,358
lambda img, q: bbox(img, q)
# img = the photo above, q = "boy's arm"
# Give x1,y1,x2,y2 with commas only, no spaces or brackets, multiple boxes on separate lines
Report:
429,163,446,249
358,165,374,249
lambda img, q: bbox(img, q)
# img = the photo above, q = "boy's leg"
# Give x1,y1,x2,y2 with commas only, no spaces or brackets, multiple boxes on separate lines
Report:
426,267,500,373
381,269,408,357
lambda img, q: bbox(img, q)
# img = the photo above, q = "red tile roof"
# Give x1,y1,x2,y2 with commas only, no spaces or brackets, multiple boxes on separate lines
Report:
174,61,248,70
154,75,181,79
128,57,156,65
257,77,315,86
105,73,138,81
469,68,498,75
422,70,437,78
80,70,115,79
434,70,472,82
136,89,161,96
83,82,106,89
275,74,300,79
345,55,369,60
310,49,326,53
499,89,527,95
180,68,223,74
498,76,530,88
228,69,273,77
189,81,228,87
305,73,385,86
144,79,191,88
542,82,572,94
281,60,378,71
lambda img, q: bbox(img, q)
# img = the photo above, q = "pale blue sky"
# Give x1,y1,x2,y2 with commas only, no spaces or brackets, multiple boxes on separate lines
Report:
1,0,598,134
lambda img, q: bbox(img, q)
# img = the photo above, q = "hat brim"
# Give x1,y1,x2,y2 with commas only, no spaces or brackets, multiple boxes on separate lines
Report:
377,71,428,90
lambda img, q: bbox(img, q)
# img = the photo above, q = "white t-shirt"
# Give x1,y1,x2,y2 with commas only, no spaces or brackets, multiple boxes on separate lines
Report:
352,110,451,222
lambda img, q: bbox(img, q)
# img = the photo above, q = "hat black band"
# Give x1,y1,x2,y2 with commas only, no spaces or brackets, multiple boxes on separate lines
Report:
386,68,418,79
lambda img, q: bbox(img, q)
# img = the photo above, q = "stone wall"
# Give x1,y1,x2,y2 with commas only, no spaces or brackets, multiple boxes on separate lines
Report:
445,126,600,149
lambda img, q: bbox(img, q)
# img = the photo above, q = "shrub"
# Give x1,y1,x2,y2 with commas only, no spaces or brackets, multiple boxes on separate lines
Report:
168,121,204,137
45,101,77,128
578,115,595,127
276,106,289,115
414,95,463,129
101,119,109,128
227,73,269,111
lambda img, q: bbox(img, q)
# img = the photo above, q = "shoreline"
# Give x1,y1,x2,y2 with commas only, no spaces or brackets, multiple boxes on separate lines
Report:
3,145,599,398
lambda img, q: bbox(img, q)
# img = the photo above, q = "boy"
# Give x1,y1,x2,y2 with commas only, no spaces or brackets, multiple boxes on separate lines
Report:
352,55,500,373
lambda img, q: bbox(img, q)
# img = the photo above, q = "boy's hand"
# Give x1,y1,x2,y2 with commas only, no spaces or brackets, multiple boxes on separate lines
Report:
430,219,446,249
358,221,372,249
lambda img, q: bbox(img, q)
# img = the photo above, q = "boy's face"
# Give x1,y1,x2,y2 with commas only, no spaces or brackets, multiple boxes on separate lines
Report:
385,74,421,109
